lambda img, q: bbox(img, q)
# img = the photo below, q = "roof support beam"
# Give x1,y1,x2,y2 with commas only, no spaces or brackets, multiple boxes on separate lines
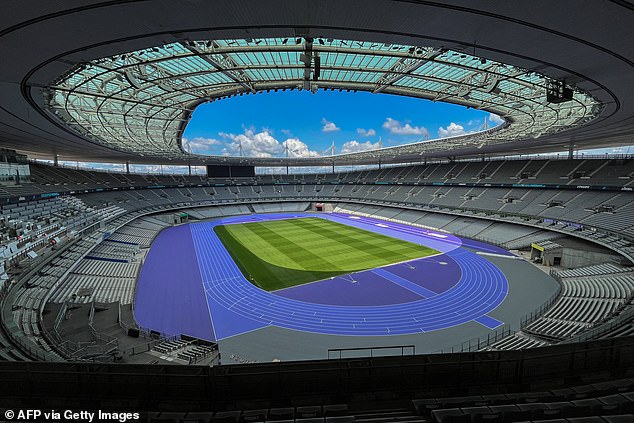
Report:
299,37,314,91
181,41,256,93
372,48,443,94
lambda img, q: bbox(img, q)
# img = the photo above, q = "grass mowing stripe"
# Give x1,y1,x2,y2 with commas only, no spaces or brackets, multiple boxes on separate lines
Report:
214,217,439,291
215,224,347,290
234,221,342,271
225,218,429,269
228,218,430,270
221,222,330,272
284,222,395,266
291,218,425,263
288,218,394,263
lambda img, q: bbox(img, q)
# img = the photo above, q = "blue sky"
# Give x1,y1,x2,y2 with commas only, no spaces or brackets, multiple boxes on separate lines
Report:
182,91,501,158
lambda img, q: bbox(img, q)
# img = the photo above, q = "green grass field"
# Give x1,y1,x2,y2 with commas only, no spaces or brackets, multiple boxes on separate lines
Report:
214,217,439,291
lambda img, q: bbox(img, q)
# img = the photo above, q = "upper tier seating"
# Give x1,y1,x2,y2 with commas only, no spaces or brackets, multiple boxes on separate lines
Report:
4,158,632,200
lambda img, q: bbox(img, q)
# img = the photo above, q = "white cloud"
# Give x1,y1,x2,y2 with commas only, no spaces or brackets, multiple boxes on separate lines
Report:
488,113,504,125
356,128,376,137
382,118,427,136
282,138,321,158
182,137,221,153
220,129,283,158
340,140,381,154
220,129,320,158
438,122,467,138
321,118,340,132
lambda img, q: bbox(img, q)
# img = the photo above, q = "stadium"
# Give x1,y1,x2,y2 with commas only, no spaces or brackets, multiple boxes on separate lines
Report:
0,0,634,420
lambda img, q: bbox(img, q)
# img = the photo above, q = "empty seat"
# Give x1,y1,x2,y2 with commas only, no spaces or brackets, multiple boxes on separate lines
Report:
212,411,242,423
241,409,267,423
296,407,322,419
323,405,348,417
267,409,294,421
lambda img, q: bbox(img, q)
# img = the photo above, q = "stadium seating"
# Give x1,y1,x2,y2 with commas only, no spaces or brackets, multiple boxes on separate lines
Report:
12,158,634,195
1,159,634,362
61,184,633,260
485,264,634,349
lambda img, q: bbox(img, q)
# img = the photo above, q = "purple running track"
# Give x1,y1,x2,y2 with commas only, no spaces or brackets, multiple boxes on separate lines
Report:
275,253,462,305
133,224,215,340
274,270,425,306
134,212,509,340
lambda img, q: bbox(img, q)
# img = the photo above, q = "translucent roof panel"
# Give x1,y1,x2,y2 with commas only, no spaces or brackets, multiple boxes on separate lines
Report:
44,37,601,162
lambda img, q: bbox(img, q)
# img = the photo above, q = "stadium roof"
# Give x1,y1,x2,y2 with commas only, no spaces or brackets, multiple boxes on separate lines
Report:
0,1,633,166
44,38,598,163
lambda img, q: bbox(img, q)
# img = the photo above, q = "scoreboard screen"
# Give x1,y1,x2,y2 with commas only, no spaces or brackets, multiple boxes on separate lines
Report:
206,165,255,178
